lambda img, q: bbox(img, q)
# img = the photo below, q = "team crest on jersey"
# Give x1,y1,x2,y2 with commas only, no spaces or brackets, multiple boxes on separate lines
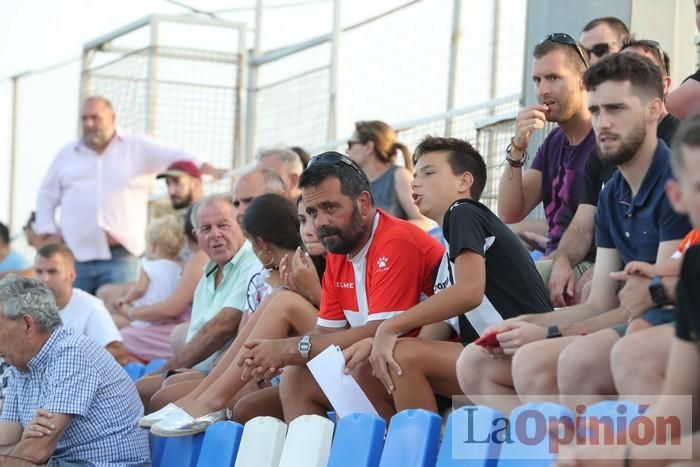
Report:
376,256,389,271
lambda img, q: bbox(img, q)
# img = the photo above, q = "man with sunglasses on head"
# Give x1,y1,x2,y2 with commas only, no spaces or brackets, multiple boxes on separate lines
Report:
580,17,630,65
235,152,444,423
548,38,680,307
498,33,596,289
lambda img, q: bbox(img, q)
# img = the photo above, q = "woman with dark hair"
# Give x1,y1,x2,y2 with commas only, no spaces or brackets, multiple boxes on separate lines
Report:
143,194,327,435
346,120,430,228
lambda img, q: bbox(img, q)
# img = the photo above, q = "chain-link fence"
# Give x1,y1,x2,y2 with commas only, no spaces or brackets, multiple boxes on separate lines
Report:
80,15,247,170
4,0,529,259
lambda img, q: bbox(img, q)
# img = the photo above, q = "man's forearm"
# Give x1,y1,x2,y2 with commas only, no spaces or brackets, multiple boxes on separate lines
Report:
530,302,604,326
281,323,381,367
559,307,626,336
552,213,595,267
309,324,380,359
10,440,51,465
0,444,15,455
497,163,527,222
163,309,241,371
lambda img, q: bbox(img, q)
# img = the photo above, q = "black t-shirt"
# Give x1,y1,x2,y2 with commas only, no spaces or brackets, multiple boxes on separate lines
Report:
436,199,552,343
582,113,681,206
675,244,700,344
682,68,700,84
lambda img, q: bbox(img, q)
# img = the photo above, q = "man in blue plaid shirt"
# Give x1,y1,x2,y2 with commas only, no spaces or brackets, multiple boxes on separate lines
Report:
0,276,149,466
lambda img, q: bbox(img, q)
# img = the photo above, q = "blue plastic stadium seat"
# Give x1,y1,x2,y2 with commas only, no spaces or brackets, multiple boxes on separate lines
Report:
437,405,505,467
150,432,167,467
144,358,168,374
578,400,647,441
158,433,204,467
196,421,244,467
497,402,574,467
379,409,441,467
124,362,145,381
327,413,386,467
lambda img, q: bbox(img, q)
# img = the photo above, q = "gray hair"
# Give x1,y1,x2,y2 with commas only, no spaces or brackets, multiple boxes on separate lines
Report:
196,193,236,225
236,168,287,194
0,276,61,331
257,147,304,176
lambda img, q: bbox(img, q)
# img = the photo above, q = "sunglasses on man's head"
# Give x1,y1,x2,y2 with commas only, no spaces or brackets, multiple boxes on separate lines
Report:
307,151,367,179
625,40,668,75
540,33,589,69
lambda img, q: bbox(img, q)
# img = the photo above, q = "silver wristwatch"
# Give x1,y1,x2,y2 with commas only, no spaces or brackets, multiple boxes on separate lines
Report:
298,335,312,360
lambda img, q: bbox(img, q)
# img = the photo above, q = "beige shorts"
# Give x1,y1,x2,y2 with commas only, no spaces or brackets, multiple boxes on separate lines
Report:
535,259,594,285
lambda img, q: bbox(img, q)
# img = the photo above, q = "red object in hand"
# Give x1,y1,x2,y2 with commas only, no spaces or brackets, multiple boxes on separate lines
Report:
474,329,501,348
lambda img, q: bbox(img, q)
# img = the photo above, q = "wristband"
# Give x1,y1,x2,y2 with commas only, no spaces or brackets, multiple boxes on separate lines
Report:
506,139,529,168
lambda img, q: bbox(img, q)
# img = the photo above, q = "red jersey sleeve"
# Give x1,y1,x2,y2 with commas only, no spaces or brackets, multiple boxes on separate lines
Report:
317,259,348,329
365,236,443,323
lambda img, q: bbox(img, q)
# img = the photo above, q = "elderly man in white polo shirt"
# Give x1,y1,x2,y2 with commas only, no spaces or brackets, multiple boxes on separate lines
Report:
30,96,226,294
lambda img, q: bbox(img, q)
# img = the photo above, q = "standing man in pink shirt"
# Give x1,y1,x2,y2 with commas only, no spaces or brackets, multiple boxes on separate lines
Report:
30,96,226,294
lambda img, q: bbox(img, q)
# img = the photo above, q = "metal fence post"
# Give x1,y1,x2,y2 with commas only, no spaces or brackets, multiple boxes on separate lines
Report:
327,0,341,141
8,74,24,233
146,16,160,136
235,25,248,168
489,0,501,114
445,0,463,136
245,0,263,164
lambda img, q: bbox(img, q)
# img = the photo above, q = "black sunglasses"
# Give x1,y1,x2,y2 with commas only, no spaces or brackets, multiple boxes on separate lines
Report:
307,151,367,180
540,33,589,69
588,42,612,58
347,139,363,149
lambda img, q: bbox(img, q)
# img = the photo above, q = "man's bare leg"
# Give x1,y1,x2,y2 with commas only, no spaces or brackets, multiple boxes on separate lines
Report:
279,365,333,423
611,324,673,405
231,386,284,423
512,336,577,405
389,339,463,413
280,362,395,424
456,344,520,415
557,330,619,409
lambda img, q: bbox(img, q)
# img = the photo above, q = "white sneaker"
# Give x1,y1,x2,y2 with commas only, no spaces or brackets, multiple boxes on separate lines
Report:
150,408,227,437
138,403,180,429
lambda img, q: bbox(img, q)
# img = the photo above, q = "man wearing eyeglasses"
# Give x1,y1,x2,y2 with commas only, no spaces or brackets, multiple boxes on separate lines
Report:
498,33,596,291
579,17,630,65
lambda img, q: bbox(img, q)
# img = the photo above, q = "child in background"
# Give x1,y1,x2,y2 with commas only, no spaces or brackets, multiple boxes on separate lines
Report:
112,216,184,329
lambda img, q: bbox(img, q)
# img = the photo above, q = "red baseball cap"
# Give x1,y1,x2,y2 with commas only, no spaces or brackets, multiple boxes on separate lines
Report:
156,160,202,180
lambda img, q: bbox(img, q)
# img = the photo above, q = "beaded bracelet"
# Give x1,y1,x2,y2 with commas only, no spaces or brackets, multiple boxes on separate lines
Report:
505,140,529,168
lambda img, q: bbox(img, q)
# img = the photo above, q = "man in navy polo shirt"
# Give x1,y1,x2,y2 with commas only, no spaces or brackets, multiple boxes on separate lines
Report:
457,53,691,414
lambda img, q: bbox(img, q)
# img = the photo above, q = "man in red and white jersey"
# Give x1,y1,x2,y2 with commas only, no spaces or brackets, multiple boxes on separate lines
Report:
238,151,444,422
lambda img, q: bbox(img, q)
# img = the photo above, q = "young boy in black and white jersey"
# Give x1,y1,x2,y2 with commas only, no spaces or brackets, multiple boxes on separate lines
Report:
343,136,551,414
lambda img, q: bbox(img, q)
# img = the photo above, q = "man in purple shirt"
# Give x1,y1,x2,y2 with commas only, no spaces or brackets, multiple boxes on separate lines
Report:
498,33,597,285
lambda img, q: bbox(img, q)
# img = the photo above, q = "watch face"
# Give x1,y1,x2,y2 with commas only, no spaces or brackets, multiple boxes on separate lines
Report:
300,342,311,351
